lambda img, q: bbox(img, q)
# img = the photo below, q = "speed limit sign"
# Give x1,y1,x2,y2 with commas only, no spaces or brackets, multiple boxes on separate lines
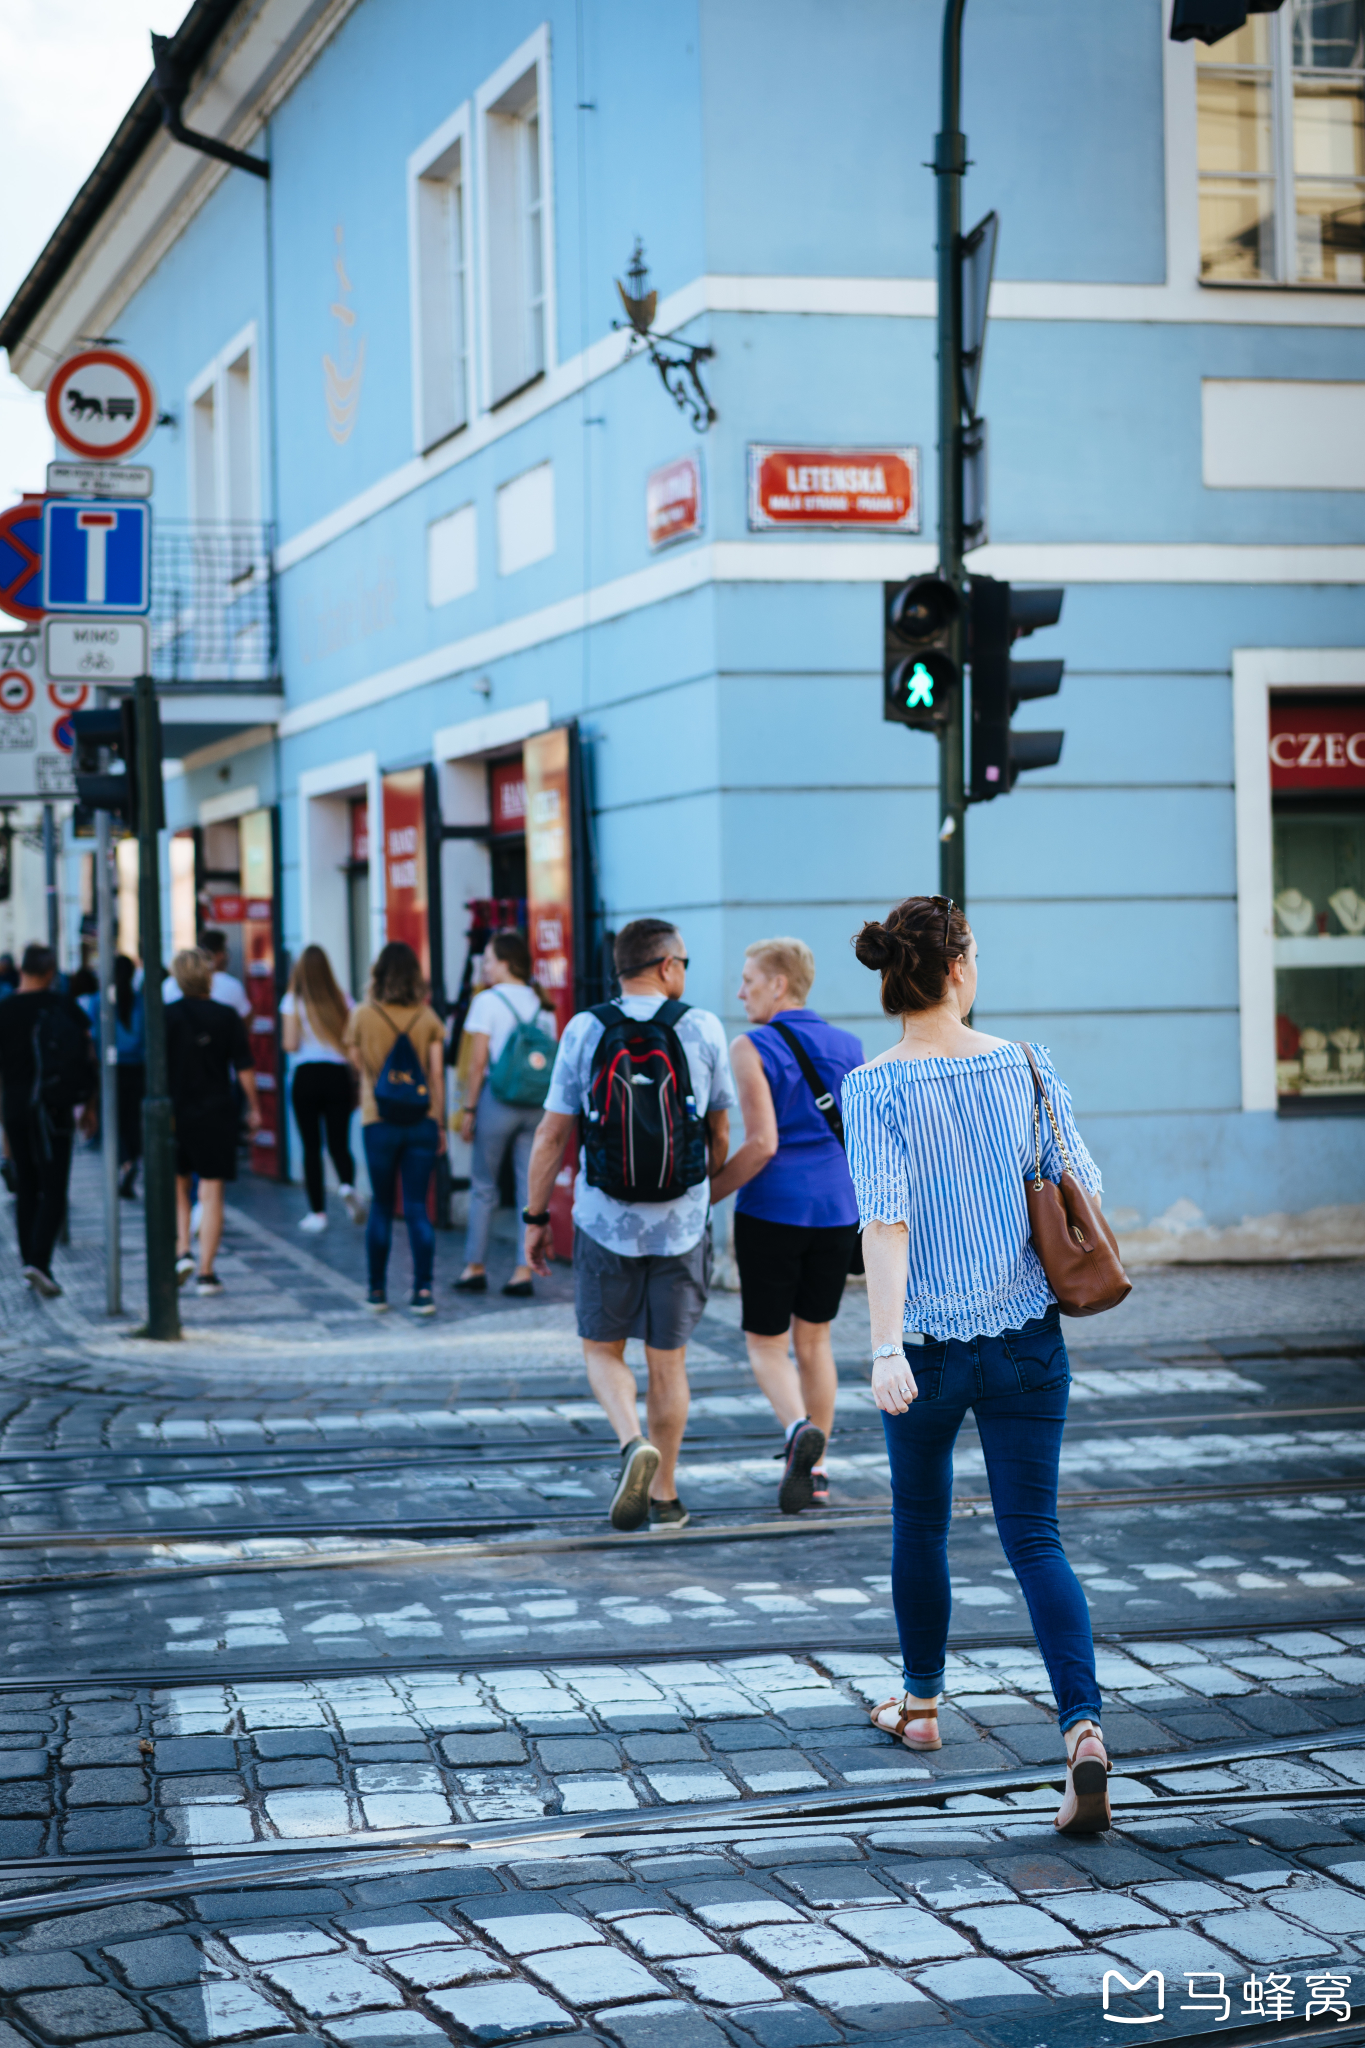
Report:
0,671,34,714
47,680,89,711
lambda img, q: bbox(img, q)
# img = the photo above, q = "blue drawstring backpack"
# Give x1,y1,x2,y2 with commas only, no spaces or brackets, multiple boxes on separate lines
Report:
372,1004,431,1126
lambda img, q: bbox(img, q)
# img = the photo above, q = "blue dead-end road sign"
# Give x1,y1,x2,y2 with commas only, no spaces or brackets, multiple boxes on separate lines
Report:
41,499,150,615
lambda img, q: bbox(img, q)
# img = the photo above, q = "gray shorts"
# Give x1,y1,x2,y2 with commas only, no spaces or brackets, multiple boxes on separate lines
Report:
573,1227,711,1349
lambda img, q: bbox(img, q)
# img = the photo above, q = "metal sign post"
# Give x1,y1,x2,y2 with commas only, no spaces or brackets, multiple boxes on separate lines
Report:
96,804,121,1314
934,0,969,909
134,670,179,1340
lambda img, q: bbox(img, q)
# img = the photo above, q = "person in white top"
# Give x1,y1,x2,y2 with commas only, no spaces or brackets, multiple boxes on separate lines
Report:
163,930,252,1019
280,945,363,1232
455,931,557,1298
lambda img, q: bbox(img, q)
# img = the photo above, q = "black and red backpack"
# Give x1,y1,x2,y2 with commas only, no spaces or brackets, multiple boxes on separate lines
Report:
582,1001,709,1202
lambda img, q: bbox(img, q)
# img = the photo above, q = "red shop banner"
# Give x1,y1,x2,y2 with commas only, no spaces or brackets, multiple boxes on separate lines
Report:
381,768,430,982
524,727,574,1038
747,444,921,531
1269,696,1365,791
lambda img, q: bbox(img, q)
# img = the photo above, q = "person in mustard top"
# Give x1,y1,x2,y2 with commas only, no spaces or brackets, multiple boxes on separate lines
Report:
344,941,446,1316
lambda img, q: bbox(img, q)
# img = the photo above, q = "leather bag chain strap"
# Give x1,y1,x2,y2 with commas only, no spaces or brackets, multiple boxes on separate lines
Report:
1022,1044,1072,1188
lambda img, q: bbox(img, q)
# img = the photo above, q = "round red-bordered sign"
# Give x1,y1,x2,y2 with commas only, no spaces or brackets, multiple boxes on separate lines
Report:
47,681,89,712
46,350,157,461
0,671,34,713
52,715,75,755
0,500,44,623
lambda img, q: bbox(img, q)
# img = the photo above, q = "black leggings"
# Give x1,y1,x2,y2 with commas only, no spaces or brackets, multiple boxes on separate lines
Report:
292,1063,356,1212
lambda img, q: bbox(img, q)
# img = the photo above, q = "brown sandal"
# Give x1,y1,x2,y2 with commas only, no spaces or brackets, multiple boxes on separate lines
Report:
1056,1728,1111,1835
869,1694,942,1752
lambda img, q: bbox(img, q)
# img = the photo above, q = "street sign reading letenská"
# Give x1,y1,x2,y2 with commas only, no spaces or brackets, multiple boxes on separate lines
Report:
44,617,149,682
747,445,922,531
46,461,153,500
46,350,157,462
41,500,151,615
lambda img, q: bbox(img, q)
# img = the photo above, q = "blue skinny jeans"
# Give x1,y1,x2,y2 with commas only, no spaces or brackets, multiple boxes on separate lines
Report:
881,1304,1101,1735
363,1118,439,1297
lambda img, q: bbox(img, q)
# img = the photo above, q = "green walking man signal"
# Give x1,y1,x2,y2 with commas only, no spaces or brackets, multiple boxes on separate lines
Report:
904,662,936,710
883,576,959,732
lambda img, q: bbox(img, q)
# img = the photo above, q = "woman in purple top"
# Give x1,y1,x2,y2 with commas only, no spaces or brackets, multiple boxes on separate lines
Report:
711,938,864,1514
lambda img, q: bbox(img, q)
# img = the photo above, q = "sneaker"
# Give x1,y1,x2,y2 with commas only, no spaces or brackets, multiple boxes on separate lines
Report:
810,1471,830,1509
410,1290,436,1317
23,1266,61,1299
609,1436,660,1532
649,1497,690,1529
298,1211,328,1234
778,1419,827,1515
340,1185,366,1225
189,1201,202,1240
365,1289,390,1314
175,1254,194,1288
195,1273,224,1296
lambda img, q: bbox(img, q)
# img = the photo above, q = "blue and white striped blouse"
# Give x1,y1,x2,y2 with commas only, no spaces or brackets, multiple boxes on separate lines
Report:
841,1043,1102,1343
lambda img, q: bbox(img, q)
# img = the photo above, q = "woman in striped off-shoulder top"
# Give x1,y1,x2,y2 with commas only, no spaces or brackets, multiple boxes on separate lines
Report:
841,893,1111,1835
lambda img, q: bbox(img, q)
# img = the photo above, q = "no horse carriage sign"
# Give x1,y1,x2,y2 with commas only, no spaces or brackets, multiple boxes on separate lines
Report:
45,350,157,463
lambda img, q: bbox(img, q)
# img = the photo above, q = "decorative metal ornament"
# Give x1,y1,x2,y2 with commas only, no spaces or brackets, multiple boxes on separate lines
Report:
613,240,716,433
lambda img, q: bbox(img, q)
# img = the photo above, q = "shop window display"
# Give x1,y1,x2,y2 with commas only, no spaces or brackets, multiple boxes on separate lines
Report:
1275,807,1365,1108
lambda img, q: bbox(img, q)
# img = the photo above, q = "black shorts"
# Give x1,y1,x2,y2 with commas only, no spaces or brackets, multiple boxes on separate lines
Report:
174,1103,238,1183
734,1211,858,1336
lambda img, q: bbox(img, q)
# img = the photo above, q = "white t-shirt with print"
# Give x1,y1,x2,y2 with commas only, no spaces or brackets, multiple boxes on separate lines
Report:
280,990,352,1066
464,982,558,1066
543,995,737,1258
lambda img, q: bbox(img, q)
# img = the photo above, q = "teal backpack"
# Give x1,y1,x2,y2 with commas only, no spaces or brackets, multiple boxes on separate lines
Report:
487,989,558,1108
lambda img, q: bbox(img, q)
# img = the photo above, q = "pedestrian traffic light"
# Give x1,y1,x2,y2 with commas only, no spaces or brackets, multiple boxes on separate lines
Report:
883,576,960,731
968,575,1064,801
72,703,138,823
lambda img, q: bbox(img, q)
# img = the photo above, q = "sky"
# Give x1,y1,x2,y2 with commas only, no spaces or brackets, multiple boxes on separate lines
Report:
0,1,183,509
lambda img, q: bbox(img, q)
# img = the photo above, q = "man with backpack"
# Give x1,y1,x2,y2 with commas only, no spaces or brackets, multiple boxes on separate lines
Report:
524,920,736,1531
0,943,97,1297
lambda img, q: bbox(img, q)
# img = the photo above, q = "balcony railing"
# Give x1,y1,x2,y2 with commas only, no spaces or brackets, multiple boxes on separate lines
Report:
150,521,277,688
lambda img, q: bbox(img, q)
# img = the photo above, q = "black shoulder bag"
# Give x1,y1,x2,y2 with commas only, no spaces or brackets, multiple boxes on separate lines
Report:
764,1020,863,1275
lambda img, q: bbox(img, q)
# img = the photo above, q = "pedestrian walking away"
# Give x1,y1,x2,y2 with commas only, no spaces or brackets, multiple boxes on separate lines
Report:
0,943,97,1297
455,929,558,1299
710,937,863,1514
281,944,363,1232
162,928,252,1019
345,941,446,1317
165,949,261,1296
843,893,1112,1835
112,955,145,1200
524,918,735,1531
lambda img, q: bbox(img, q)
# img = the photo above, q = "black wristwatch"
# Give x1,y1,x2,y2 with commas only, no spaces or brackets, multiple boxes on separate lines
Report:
521,1208,552,1226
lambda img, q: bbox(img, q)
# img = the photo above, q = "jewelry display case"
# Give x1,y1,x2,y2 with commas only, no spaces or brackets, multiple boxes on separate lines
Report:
1274,809,1365,1109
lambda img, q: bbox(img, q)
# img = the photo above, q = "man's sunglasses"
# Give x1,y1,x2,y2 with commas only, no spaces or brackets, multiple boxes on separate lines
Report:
641,955,689,971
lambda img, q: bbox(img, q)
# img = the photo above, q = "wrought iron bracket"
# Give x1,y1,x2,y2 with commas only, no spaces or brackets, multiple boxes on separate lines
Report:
613,240,716,432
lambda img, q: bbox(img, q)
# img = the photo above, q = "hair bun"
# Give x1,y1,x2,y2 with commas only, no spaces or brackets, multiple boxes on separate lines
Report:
854,920,916,975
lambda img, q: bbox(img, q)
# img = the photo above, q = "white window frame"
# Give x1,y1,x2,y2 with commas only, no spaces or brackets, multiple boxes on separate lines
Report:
297,751,385,970
475,24,556,413
408,103,474,456
187,322,261,524
1233,647,1365,1111
1189,4,1365,289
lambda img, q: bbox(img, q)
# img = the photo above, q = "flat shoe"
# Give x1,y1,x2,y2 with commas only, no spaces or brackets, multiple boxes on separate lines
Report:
452,1273,488,1293
501,1279,534,1298
870,1694,941,1751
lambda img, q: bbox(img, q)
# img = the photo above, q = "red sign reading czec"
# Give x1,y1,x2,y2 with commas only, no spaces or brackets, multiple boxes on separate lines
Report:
1270,696,1365,790
748,445,921,532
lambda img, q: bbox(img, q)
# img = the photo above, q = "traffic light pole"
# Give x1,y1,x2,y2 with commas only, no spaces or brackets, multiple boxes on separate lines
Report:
134,671,180,1341
935,0,968,909
95,803,121,1316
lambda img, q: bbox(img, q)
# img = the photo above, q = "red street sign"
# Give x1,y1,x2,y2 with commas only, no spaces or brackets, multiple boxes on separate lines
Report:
1270,696,1365,790
647,453,703,549
0,671,34,713
46,350,157,462
0,499,45,622
747,444,922,531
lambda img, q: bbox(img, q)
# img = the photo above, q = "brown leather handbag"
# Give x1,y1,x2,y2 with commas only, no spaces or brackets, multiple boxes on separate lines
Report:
1020,1045,1132,1317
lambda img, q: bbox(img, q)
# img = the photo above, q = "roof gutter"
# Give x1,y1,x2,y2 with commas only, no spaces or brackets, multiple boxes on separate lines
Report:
0,0,258,363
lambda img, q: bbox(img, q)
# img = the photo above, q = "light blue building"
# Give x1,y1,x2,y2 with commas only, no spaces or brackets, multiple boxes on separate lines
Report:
3,0,1363,1255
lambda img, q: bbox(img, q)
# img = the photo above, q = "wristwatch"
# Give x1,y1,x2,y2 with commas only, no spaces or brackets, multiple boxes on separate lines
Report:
521,1208,552,1226
871,1343,906,1364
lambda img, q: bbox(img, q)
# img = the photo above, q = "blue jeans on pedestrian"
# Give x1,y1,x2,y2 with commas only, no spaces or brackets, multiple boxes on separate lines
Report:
363,1118,440,1297
880,1305,1101,1735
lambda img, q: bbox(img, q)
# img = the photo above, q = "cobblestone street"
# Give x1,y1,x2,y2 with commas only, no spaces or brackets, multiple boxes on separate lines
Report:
0,1159,1357,2043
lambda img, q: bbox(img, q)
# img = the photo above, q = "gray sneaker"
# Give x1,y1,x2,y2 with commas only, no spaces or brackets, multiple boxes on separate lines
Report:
610,1436,660,1532
23,1266,60,1299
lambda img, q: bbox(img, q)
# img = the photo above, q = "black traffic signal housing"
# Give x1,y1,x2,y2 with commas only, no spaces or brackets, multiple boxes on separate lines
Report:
883,576,960,731
968,576,1064,801
73,703,139,824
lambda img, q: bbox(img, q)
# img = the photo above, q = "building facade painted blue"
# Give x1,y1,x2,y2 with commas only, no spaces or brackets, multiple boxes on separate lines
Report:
8,0,1364,1255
